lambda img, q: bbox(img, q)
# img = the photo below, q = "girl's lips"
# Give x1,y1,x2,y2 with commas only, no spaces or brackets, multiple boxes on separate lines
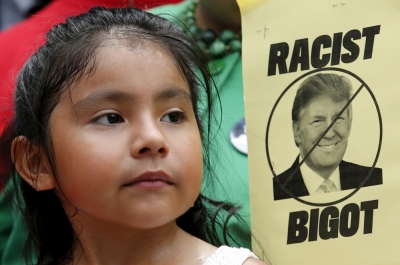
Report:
123,170,174,188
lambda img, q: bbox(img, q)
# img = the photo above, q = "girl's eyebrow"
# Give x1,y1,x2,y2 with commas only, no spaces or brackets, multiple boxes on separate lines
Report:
72,90,134,111
154,87,192,105
72,87,192,111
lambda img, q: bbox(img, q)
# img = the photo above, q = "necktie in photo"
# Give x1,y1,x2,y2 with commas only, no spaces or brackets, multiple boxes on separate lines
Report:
316,179,338,193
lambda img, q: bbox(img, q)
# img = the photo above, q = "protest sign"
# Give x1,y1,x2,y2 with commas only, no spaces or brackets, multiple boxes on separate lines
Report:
238,1,400,264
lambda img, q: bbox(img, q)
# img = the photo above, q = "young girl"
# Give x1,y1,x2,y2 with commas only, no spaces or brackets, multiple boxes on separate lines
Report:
2,6,268,265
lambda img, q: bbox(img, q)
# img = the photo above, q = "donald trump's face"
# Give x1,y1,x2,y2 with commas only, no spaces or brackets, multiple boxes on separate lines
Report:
293,95,352,178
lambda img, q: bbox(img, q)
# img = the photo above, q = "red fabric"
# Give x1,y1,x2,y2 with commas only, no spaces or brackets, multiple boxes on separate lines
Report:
0,0,182,134
135,0,182,9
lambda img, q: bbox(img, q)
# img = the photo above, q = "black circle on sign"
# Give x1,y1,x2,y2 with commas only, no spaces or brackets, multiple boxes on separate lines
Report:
266,67,382,207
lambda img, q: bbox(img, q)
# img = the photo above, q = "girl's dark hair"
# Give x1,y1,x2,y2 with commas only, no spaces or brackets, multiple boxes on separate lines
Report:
0,6,244,265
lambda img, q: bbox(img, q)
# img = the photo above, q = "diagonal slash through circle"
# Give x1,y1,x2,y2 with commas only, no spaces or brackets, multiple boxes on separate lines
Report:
265,67,383,207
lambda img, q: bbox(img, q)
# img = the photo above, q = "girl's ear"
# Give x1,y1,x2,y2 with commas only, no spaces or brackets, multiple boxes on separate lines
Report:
11,136,56,191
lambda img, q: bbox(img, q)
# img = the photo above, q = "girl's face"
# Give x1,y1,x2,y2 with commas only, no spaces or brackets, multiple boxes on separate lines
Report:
48,41,203,231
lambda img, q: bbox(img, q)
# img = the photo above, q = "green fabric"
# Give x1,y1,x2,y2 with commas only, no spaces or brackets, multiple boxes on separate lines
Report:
0,181,28,265
152,2,251,248
0,181,14,262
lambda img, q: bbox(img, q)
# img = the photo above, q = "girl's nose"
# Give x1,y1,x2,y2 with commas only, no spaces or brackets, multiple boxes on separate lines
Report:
130,121,169,158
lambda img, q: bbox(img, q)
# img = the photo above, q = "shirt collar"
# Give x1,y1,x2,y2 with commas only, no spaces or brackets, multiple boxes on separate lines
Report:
299,156,342,194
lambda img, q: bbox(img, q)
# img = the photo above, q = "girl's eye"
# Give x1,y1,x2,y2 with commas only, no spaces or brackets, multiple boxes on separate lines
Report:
94,113,124,125
161,111,186,123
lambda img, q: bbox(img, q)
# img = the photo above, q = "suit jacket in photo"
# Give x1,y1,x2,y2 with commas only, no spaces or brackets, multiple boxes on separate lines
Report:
273,156,383,200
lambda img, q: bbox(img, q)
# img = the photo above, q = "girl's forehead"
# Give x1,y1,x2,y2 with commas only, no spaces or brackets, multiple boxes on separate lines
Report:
92,39,181,74
65,40,188,98
97,37,170,58
55,37,190,107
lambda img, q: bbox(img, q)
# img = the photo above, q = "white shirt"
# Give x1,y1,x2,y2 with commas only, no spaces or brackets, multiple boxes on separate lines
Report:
202,246,258,265
299,156,342,194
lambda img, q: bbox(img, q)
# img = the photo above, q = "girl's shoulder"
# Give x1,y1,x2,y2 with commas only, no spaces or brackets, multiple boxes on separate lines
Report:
202,246,268,265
